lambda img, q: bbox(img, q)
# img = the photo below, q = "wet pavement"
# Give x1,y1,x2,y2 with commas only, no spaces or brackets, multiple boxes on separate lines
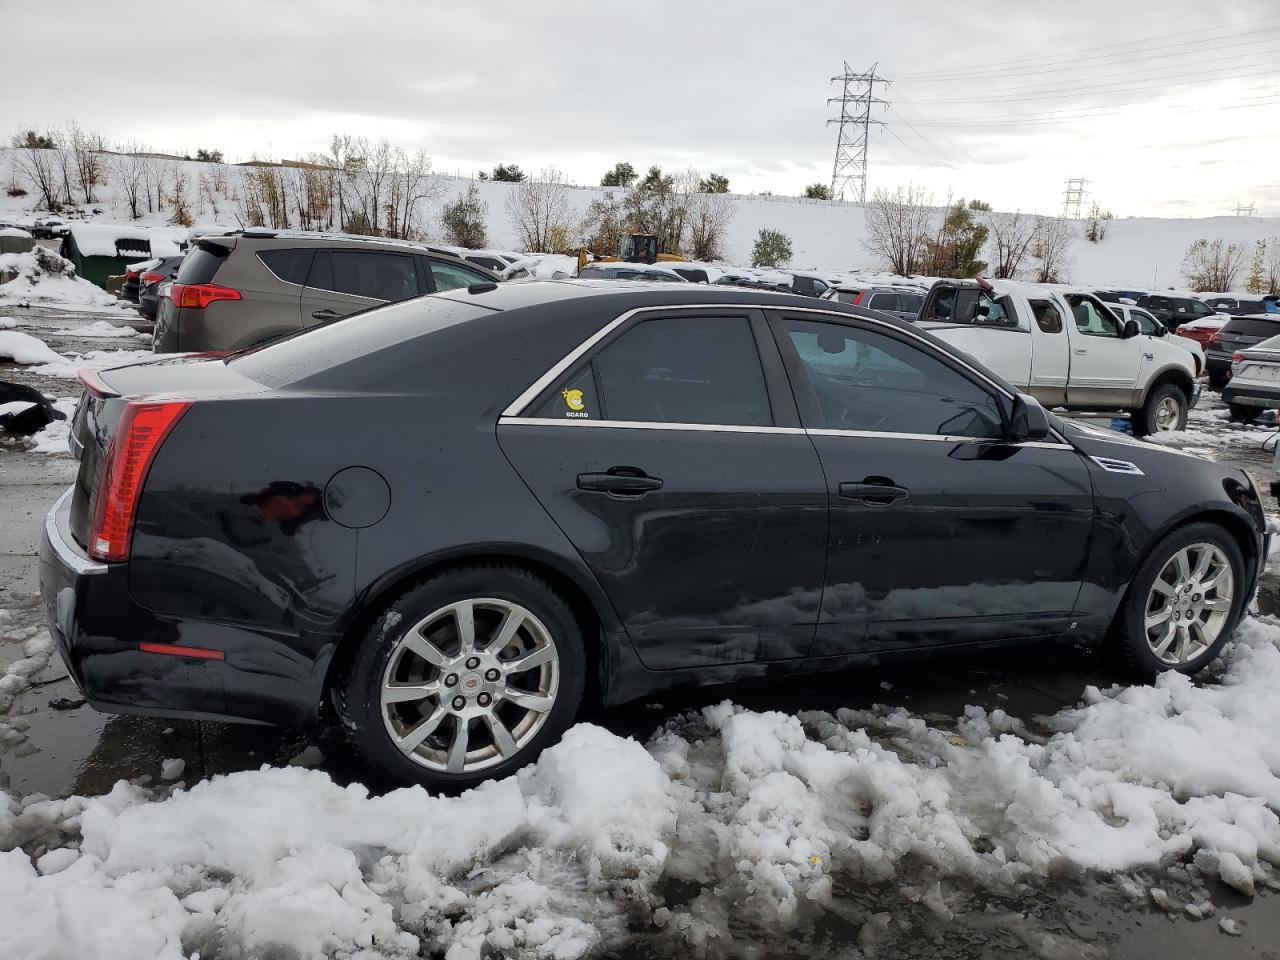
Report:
4,304,1280,957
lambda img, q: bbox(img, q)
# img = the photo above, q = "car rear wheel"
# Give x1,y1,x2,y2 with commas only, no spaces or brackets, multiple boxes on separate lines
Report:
1131,382,1187,436
1114,522,1246,677
337,564,585,789
1227,403,1258,424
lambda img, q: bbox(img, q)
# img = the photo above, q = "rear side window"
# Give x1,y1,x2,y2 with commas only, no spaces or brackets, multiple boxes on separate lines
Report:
257,248,314,285
1224,317,1280,338
465,255,506,271
177,244,229,284
835,291,857,304
1029,299,1064,334
308,251,420,301
593,316,772,426
430,259,491,292
533,364,600,420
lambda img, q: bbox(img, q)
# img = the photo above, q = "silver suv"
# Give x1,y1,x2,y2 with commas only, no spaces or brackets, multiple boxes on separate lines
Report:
152,231,499,353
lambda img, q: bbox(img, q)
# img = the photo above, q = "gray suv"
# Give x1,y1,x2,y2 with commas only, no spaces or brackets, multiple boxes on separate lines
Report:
152,231,499,353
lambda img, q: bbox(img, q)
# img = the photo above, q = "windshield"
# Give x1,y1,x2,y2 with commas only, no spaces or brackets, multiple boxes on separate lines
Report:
229,295,491,387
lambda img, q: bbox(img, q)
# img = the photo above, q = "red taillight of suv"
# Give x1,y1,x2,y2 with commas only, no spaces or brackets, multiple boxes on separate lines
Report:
169,283,241,310
88,401,192,562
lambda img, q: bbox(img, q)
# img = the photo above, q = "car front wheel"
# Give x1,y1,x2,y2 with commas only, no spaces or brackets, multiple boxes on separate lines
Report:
1131,382,1187,436
337,564,586,790
1115,522,1246,677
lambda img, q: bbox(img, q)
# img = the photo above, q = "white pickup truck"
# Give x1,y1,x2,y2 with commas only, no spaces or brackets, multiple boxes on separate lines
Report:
917,278,1199,436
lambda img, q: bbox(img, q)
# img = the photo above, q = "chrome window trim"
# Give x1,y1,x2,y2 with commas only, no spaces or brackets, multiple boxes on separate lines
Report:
45,488,107,576
498,417,1075,448
500,302,1018,418
498,417,806,435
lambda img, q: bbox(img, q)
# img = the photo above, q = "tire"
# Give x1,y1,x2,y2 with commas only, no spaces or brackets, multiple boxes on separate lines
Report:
1228,403,1258,424
1131,381,1187,437
1112,522,1246,678
1208,371,1230,392
335,564,586,790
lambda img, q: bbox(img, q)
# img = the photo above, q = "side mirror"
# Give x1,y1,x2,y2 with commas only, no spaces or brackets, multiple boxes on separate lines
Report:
1121,318,1141,339
1009,393,1051,442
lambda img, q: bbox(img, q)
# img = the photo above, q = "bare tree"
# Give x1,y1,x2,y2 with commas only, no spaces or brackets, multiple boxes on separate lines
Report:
577,193,626,256
1266,236,1280,295
139,156,167,214
11,131,62,210
110,143,148,219
1029,216,1073,283
1182,237,1247,292
864,184,933,275
346,137,394,235
686,188,734,261
505,168,571,252
169,168,194,227
390,148,442,240
987,210,1036,279
67,122,106,204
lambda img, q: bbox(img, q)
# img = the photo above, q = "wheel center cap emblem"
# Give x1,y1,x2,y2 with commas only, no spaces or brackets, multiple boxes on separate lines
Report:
462,673,483,693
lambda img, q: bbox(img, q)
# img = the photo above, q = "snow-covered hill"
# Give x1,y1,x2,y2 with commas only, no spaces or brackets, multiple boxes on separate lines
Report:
3,149,1277,291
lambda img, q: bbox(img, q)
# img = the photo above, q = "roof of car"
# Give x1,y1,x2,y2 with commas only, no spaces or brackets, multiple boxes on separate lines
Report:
434,278,859,313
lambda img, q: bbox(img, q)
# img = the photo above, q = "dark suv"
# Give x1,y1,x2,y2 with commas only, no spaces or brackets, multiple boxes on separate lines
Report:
152,231,498,353
1206,314,1280,386
1136,294,1216,333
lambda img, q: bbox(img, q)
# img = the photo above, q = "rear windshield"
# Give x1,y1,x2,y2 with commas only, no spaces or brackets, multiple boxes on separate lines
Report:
177,244,230,284
228,294,491,387
1223,316,1280,338
1252,334,1280,352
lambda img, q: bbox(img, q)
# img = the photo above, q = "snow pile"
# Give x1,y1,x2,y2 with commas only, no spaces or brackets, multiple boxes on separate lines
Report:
0,330,64,366
52,320,146,339
0,247,127,312
7,621,1280,957
27,398,77,454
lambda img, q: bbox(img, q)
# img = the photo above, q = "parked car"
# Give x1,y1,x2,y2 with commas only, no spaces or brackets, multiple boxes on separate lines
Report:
136,256,185,324
119,258,161,304
665,265,711,284
1109,302,1205,376
788,274,831,298
1199,295,1270,316
1205,315,1280,390
41,282,1268,789
31,217,69,239
1222,333,1280,422
1135,294,1218,333
460,250,522,272
576,264,688,282
820,283,869,305
1175,315,1229,358
918,278,1199,435
845,286,926,323
152,231,498,353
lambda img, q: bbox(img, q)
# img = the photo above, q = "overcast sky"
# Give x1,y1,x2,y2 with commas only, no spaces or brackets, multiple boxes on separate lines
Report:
5,0,1278,218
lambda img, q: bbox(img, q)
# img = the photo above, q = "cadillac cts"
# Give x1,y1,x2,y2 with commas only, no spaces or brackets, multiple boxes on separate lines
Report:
41,282,1268,788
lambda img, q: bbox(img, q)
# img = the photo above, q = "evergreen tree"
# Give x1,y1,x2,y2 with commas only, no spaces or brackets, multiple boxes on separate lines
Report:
751,228,792,268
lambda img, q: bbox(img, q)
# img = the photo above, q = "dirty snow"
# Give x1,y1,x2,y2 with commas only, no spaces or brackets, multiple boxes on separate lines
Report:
52,320,147,339
0,247,130,313
6,619,1280,957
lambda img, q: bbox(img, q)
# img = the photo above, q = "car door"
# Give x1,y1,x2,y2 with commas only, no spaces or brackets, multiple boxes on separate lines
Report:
497,309,828,670
768,310,1095,654
1062,293,1147,406
299,249,420,325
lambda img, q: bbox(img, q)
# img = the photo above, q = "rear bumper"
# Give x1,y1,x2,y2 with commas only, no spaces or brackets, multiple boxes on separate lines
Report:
1205,353,1233,375
39,488,301,727
1221,380,1280,409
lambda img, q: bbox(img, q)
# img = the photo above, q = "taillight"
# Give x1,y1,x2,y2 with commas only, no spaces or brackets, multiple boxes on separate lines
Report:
853,290,868,305
169,283,241,309
140,272,165,285
88,401,192,562
1233,353,1245,363
1207,331,1221,345
126,270,139,280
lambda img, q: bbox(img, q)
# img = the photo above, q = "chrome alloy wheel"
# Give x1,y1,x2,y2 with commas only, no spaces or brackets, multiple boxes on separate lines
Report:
1144,542,1234,666
380,598,560,773
1154,395,1182,431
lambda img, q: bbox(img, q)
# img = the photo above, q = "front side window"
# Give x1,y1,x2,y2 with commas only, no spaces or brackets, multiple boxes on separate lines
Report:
1068,295,1120,337
310,251,420,301
430,259,491,292
781,317,1004,439
1189,300,1214,318
592,316,772,426
1132,309,1163,336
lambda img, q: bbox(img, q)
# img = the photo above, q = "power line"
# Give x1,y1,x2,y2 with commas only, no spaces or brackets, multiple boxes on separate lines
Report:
883,92,1280,128
894,12,1280,79
827,62,890,202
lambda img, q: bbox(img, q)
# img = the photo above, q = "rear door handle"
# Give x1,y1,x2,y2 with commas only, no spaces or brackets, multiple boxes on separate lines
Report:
312,309,341,321
577,468,663,496
839,477,909,505
1074,348,1087,355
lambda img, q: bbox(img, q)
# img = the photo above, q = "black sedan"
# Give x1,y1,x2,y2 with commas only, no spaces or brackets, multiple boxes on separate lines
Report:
40,282,1268,789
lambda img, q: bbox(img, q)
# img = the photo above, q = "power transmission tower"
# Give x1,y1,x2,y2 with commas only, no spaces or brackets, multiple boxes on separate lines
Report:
1062,178,1089,218
1235,202,1256,216
828,62,889,203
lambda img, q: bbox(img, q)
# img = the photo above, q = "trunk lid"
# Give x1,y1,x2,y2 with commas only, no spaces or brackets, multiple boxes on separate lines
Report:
67,355,266,549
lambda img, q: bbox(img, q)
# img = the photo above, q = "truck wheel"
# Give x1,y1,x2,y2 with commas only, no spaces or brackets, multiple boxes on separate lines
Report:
336,564,586,790
1131,382,1187,436
1227,403,1258,424
1208,371,1230,391
1112,522,1245,678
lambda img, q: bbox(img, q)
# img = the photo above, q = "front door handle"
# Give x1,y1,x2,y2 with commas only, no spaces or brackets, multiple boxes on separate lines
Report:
1074,348,1088,355
312,309,341,321
577,468,663,496
839,477,909,505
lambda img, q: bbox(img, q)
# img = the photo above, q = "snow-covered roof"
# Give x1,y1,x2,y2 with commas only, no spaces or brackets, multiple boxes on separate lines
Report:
66,224,184,258
0,226,32,239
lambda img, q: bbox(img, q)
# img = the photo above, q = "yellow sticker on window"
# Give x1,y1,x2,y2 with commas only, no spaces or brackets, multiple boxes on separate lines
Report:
562,388,585,412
